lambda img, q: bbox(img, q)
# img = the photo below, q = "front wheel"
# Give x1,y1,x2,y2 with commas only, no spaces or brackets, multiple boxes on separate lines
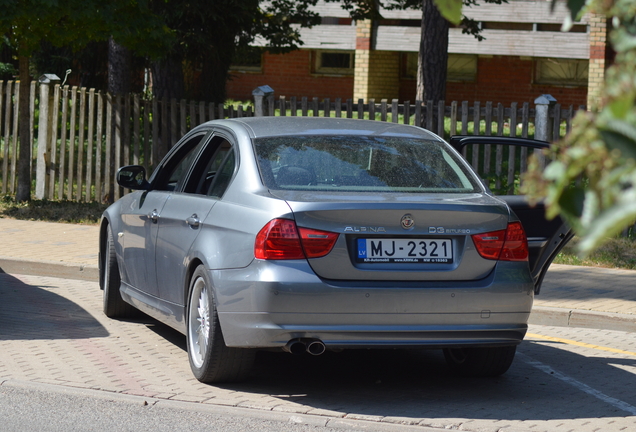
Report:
187,265,255,383
443,345,517,377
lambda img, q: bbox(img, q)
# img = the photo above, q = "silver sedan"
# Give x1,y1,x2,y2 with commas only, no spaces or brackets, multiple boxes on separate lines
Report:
99,117,569,383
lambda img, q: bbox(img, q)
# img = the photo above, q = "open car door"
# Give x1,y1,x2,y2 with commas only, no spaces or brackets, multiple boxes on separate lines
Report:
449,136,574,294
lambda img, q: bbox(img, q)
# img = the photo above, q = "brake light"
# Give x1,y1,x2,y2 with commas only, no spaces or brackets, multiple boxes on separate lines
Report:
472,229,506,260
500,222,529,261
255,219,339,260
472,222,528,262
298,227,339,258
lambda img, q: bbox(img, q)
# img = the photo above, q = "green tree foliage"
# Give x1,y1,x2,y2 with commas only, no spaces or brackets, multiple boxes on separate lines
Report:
522,0,636,255
0,62,17,80
149,0,320,103
0,1,169,58
0,0,171,201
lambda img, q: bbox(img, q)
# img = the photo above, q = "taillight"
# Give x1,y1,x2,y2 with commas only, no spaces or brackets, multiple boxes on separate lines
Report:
472,222,528,262
472,229,506,260
500,222,529,261
255,219,338,260
255,219,304,260
298,227,339,258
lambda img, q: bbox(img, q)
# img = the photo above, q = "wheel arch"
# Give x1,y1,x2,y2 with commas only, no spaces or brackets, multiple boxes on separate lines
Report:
184,257,205,307
98,217,111,290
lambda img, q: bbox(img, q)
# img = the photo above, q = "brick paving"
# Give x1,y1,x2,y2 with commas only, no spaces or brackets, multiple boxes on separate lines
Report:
1,273,635,432
0,219,98,267
1,217,636,431
536,265,636,314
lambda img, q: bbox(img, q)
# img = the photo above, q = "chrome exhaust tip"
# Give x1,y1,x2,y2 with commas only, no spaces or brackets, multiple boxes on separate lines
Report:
284,339,307,355
307,340,326,356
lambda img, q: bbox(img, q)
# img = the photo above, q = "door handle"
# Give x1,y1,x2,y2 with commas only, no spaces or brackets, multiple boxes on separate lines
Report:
149,209,159,223
186,214,200,228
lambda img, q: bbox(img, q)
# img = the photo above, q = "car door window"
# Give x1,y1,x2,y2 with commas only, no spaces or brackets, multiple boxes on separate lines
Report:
449,136,548,196
207,148,236,198
154,134,207,191
189,138,233,195
185,134,236,198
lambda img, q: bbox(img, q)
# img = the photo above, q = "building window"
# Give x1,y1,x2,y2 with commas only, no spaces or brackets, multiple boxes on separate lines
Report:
447,54,477,82
320,17,353,25
401,53,477,82
401,52,418,79
314,50,354,75
230,46,263,72
481,22,533,31
535,58,588,86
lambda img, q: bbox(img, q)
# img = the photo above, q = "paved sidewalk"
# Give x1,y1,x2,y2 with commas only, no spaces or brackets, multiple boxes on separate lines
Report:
0,218,99,281
0,217,635,332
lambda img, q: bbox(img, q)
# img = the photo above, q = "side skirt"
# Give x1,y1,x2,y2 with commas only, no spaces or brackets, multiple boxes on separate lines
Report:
120,282,187,334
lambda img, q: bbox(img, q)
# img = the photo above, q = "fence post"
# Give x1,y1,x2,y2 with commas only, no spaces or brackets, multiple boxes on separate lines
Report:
35,74,60,199
252,85,274,117
534,94,556,168
534,94,556,142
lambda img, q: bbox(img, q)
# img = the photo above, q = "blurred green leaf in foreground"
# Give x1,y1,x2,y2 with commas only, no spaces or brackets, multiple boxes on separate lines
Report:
522,0,636,256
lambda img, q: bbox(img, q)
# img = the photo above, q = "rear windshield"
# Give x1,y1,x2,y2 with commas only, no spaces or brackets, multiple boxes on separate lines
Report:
254,135,481,193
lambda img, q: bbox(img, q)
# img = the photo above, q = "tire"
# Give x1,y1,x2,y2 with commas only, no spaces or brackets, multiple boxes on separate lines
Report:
102,225,136,318
443,345,517,377
187,265,255,383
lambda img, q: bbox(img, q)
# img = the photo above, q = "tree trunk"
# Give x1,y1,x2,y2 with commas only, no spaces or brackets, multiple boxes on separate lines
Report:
150,53,185,100
417,0,449,103
108,37,131,95
199,44,234,104
16,53,31,202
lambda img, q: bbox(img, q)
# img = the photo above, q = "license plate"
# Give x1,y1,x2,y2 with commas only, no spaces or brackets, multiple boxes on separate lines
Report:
357,238,453,263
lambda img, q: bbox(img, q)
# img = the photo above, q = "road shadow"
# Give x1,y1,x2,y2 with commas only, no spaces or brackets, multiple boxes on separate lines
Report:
132,302,636,423
145,321,187,351
0,272,109,340
212,340,636,422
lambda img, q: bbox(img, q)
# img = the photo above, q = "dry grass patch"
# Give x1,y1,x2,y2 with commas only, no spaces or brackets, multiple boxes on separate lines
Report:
0,196,107,225
553,237,636,270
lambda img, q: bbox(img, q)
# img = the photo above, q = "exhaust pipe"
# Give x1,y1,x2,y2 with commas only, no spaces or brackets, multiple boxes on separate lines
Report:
283,338,326,356
307,340,326,356
284,339,307,355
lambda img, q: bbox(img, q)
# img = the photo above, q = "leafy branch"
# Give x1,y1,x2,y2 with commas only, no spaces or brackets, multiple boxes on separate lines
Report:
522,0,636,255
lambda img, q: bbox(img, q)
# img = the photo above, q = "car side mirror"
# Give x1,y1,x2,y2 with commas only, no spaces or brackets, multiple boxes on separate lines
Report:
117,165,150,190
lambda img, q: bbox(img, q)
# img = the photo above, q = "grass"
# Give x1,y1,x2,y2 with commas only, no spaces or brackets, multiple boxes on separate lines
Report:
0,196,107,225
552,237,636,270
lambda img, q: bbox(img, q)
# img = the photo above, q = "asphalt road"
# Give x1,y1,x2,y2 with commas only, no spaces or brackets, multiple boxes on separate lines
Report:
1,273,636,431
0,381,382,432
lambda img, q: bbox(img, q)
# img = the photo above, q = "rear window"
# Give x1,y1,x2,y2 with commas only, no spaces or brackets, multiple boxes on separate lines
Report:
254,135,481,193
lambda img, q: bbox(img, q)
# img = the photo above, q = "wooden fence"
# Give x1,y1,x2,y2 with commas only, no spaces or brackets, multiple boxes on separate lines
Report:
273,96,581,141
0,80,582,204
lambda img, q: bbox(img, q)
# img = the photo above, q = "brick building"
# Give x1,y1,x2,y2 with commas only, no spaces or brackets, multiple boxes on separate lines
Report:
226,1,608,108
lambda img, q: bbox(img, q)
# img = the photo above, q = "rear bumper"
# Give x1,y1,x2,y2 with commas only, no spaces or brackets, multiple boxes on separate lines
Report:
211,260,534,349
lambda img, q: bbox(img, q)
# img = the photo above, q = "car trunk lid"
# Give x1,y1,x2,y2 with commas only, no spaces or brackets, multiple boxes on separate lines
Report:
275,191,511,281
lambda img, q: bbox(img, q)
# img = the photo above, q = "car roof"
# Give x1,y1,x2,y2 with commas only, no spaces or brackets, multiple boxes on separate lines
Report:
216,116,442,140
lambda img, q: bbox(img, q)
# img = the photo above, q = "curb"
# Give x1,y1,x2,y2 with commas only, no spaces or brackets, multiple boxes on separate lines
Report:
529,305,636,333
0,257,98,282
